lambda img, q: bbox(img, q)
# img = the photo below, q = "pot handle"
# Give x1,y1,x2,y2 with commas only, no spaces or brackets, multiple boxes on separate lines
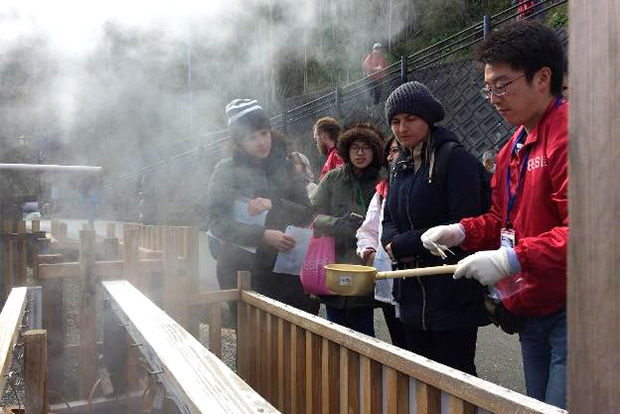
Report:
376,264,458,280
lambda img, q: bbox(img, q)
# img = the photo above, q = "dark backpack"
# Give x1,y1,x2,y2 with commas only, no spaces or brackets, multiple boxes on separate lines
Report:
433,141,492,214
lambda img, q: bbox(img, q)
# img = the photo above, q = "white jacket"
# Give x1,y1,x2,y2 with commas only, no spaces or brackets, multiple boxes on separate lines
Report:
356,192,395,304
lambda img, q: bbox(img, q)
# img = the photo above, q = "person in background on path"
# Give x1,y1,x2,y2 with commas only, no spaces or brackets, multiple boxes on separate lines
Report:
311,123,386,336
356,136,406,348
290,152,318,197
363,43,390,105
206,98,319,318
421,21,568,408
382,81,489,376
313,117,344,179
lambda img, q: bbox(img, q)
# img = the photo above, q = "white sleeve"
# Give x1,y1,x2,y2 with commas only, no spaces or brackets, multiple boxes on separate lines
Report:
356,192,381,258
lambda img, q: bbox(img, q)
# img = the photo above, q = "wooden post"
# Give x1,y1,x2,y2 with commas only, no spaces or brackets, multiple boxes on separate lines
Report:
103,298,127,397
79,229,97,399
2,221,15,300
17,221,28,286
208,303,222,358
123,228,140,290
186,227,200,337
162,227,187,327
569,0,620,412
27,286,43,330
236,271,251,380
41,253,64,394
24,329,48,414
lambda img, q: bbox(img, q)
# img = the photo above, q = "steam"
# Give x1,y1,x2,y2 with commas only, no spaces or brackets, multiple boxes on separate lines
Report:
1,0,413,221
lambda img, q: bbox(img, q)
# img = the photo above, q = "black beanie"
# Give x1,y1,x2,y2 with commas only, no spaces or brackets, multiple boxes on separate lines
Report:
226,99,271,141
384,81,445,126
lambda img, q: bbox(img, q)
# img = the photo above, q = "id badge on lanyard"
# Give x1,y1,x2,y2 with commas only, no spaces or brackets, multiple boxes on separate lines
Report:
500,228,516,248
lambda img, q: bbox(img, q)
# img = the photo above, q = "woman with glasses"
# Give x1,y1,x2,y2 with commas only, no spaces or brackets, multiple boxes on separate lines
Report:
311,123,385,336
382,82,489,375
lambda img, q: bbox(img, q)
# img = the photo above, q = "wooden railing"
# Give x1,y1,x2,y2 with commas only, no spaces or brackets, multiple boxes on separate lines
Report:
234,272,567,414
1,220,569,414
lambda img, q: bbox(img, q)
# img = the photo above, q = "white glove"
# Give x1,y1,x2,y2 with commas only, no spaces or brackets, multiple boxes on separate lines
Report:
421,224,465,256
453,247,513,286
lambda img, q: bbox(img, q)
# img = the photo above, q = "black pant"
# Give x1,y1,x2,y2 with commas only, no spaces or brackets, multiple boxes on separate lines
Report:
404,327,478,376
382,305,407,348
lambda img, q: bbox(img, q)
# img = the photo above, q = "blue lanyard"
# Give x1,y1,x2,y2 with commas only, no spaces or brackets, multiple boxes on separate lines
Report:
504,97,564,228
505,129,531,228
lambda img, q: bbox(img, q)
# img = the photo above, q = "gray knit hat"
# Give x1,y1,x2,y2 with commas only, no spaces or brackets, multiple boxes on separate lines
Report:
384,81,445,126
226,99,271,141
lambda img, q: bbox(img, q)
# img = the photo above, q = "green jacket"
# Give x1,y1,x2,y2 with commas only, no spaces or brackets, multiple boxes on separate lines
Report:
311,165,383,309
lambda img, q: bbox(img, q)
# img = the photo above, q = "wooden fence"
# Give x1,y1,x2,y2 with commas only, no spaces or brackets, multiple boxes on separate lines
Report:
0,220,568,414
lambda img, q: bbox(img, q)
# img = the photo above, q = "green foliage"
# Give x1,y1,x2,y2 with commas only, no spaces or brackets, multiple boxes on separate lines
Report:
548,4,569,28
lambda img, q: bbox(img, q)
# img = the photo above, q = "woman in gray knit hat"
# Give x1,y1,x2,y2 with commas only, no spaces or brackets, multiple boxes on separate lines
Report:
381,82,489,375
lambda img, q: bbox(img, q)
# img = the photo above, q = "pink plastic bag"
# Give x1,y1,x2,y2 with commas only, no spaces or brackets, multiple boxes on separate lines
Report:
300,236,336,295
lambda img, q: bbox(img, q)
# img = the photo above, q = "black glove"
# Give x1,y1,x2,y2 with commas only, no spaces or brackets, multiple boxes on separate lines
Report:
333,211,364,238
484,295,527,335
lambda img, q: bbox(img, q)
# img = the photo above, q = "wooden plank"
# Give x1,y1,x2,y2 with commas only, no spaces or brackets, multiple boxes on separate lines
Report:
2,222,15,300
417,381,441,414
103,280,279,413
276,318,284,412
0,287,28,392
41,272,64,392
186,227,200,337
568,1,620,413
360,355,382,414
124,228,142,291
450,394,477,414
339,347,350,414
163,228,187,327
27,286,43,330
208,303,222,358
106,223,116,238
305,331,321,414
265,313,274,403
103,237,119,261
17,221,28,286
236,271,251,382
31,220,40,233
79,229,97,399
23,329,48,414
103,297,127,397
289,325,311,413
189,290,241,306
38,260,133,280
242,291,565,414
321,338,339,414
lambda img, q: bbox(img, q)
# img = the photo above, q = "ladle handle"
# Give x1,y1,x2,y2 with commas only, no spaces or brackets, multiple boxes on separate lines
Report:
376,265,458,280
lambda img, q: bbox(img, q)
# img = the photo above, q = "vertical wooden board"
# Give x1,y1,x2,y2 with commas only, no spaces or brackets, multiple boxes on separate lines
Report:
265,312,274,404
276,318,285,412
2,221,15,300
339,347,349,414
569,1,620,413
449,394,477,414
175,228,189,328
397,371,410,414
23,329,48,414
305,331,321,414
349,350,360,414
248,306,258,389
41,277,64,392
123,228,140,290
281,320,291,414
360,356,382,414
106,222,116,238
386,367,399,414
17,221,27,286
103,299,127,395
236,301,248,381
290,324,306,413
186,227,200,337
79,229,97,399
31,220,40,233
417,381,441,414
257,309,267,399
208,302,222,358
321,338,340,414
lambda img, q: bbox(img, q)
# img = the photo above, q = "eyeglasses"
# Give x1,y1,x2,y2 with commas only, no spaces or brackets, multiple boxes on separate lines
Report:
350,145,372,153
480,74,524,99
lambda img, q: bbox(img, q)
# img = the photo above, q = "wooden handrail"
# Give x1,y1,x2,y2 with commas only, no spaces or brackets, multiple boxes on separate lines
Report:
241,291,567,414
0,287,29,392
103,280,280,414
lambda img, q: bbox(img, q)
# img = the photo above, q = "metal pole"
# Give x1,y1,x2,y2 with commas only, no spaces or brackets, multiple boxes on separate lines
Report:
483,14,491,38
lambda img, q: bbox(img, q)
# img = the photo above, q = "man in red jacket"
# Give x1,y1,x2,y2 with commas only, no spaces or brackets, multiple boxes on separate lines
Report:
313,117,344,179
421,21,568,408
363,43,389,105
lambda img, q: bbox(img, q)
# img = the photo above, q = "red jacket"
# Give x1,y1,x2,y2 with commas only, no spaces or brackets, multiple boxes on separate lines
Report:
320,147,345,179
363,52,389,80
460,99,569,317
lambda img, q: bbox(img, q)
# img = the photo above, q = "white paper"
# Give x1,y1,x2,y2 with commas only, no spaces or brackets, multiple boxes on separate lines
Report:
273,226,313,276
233,199,267,227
